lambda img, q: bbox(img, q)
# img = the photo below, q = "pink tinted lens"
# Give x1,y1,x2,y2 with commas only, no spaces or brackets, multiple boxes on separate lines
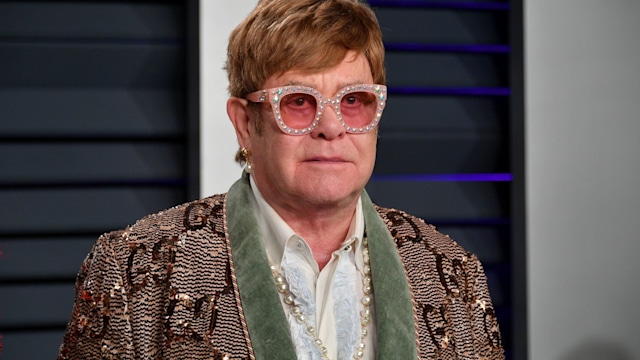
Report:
339,91,377,128
279,93,318,129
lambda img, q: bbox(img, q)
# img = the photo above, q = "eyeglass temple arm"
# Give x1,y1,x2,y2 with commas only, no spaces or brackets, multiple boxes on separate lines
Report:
245,90,268,103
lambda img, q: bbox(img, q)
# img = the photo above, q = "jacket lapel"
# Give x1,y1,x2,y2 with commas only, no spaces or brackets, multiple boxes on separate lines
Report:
362,191,419,359
226,174,297,360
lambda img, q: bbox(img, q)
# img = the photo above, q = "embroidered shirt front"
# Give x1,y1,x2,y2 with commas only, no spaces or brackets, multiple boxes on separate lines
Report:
249,176,376,360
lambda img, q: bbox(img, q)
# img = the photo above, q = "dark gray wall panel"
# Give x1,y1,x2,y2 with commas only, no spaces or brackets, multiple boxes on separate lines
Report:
437,225,509,264
382,95,506,132
0,89,183,136
0,283,74,326
375,132,507,174
376,8,507,44
385,52,508,87
0,43,182,87
0,237,95,280
366,180,509,220
483,268,506,305
0,330,65,360
1,143,184,183
0,188,185,234
0,2,182,39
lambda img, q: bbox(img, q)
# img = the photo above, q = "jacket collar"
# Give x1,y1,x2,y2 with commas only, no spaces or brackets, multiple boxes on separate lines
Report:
225,173,417,359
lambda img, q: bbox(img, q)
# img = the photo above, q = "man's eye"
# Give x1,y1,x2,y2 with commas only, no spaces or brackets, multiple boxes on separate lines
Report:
345,96,358,104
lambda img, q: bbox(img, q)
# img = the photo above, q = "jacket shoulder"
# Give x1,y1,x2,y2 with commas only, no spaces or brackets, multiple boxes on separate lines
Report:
373,204,472,261
101,194,227,251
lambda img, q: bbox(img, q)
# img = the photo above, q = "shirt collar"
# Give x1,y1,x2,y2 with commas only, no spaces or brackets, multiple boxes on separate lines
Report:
249,175,365,270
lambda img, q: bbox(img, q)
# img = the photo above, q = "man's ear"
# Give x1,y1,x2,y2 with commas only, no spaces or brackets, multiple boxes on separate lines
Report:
227,97,253,149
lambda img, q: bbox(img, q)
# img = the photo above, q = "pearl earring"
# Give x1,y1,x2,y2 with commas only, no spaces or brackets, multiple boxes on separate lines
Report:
239,147,253,173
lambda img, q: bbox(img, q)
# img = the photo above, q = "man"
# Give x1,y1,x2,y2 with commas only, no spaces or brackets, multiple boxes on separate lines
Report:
59,0,504,359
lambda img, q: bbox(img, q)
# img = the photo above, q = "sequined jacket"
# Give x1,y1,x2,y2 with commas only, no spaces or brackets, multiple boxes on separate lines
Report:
58,175,504,360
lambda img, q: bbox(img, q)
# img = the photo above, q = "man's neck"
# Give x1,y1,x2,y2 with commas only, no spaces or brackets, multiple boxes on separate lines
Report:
250,179,360,269
279,206,356,270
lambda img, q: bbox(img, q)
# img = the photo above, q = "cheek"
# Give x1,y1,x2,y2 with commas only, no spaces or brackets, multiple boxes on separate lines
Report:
255,134,302,168
360,135,378,159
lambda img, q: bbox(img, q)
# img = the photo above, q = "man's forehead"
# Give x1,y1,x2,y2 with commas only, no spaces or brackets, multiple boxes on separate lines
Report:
263,52,373,90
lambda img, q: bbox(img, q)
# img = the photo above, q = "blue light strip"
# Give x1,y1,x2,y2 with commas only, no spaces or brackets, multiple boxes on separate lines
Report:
385,43,510,54
367,0,510,11
371,173,513,182
388,86,511,96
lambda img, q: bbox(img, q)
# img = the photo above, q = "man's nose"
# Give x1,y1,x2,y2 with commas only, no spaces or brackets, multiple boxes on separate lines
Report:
310,102,345,140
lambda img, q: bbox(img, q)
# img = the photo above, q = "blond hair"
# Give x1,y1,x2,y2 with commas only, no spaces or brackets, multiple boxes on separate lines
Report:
226,0,386,98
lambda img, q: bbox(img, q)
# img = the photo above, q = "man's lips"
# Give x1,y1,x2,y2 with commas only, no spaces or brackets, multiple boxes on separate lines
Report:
305,156,347,162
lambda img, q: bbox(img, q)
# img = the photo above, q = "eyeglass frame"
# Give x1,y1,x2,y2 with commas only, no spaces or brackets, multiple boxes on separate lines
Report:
245,84,387,135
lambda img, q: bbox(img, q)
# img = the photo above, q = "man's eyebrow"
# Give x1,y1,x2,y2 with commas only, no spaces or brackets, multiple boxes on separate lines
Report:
339,81,368,88
281,80,313,87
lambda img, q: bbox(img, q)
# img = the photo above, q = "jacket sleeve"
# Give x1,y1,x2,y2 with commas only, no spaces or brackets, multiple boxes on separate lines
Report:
463,254,504,359
58,231,135,360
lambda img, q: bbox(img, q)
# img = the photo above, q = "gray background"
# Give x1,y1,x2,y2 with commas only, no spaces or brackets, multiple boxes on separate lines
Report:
526,0,640,359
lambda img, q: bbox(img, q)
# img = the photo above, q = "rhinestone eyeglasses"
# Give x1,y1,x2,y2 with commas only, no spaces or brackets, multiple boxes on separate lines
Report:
245,84,387,135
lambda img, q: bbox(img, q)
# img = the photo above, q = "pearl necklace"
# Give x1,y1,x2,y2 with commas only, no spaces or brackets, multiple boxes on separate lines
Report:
270,235,373,360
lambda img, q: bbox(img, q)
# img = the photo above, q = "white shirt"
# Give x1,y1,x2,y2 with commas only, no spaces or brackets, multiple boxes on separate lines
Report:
249,176,376,360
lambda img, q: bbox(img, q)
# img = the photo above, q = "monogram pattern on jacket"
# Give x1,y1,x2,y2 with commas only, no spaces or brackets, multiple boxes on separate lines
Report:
59,195,503,359
377,207,502,359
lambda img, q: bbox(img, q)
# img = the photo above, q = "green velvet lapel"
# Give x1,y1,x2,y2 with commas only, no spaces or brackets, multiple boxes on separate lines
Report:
361,191,419,359
226,174,297,360
226,174,417,359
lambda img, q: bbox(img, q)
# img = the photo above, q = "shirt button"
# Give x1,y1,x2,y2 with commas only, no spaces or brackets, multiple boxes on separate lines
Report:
344,245,352,251
297,240,304,249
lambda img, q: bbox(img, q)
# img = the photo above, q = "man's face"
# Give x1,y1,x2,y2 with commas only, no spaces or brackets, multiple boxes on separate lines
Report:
247,51,378,212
